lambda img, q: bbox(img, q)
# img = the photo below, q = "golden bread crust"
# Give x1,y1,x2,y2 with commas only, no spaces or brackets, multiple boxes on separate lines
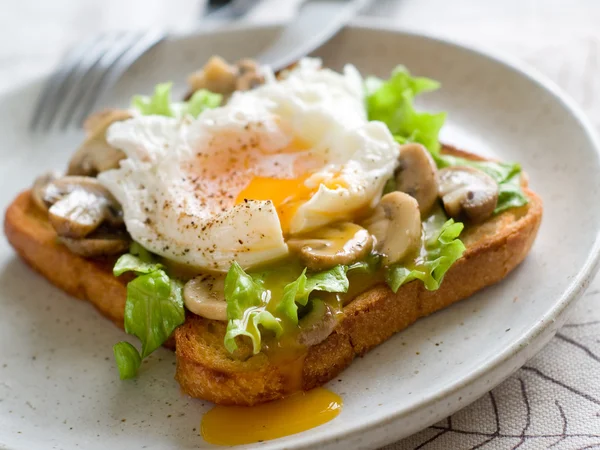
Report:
175,187,542,405
4,191,128,327
3,146,542,405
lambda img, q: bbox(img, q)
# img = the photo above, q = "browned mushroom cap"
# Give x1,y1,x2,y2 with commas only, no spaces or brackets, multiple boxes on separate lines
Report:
297,300,338,347
395,143,439,217
235,59,265,91
362,192,422,266
437,166,499,223
31,171,61,212
183,274,227,321
59,230,130,257
68,109,131,176
287,222,373,271
187,56,264,98
188,56,237,95
42,176,123,239
49,190,112,238
236,58,261,75
83,109,130,136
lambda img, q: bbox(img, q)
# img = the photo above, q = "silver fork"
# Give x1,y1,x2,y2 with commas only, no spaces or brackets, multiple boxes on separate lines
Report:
29,29,165,132
30,0,258,133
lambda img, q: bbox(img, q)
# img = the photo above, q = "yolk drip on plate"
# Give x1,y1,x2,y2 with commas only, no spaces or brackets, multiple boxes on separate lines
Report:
201,387,342,446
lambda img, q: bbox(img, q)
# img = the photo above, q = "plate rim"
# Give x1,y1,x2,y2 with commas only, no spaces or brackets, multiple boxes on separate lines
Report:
3,18,600,450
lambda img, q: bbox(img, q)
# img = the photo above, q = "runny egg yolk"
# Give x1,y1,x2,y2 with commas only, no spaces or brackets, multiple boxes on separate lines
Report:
235,175,312,235
232,130,353,236
235,173,349,236
232,133,319,235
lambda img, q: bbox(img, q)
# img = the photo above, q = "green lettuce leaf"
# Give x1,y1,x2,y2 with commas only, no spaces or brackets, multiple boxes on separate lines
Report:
305,265,349,294
366,66,527,215
386,211,466,292
113,341,142,380
225,309,283,355
347,252,382,274
185,89,223,117
131,82,222,118
112,243,185,378
113,253,163,276
132,82,174,117
366,66,446,155
113,242,163,276
276,269,308,325
435,154,529,214
224,261,266,319
223,262,350,354
277,265,349,325
223,262,283,354
124,272,185,358
129,241,154,260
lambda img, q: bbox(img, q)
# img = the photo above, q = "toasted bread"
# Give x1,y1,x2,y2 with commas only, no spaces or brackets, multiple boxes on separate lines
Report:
3,145,542,405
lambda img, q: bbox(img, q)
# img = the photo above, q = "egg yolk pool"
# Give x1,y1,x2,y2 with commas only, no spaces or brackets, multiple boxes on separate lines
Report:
201,388,342,445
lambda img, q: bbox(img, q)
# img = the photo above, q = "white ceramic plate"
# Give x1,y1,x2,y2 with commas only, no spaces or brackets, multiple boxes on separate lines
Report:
1,21,600,450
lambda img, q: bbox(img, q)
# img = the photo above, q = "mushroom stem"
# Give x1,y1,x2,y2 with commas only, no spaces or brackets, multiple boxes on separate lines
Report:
362,192,422,266
395,143,439,217
183,274,228,321
59,231,130,257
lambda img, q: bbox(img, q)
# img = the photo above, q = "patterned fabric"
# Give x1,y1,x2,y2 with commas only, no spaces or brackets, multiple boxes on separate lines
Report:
392,293,600,449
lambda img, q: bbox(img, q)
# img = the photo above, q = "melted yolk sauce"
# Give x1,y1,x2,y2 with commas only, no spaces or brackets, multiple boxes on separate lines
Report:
237,250,386,357
201,388,342,446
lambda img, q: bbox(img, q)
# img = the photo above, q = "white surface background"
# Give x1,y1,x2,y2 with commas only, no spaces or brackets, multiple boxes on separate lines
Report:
2,0,600,449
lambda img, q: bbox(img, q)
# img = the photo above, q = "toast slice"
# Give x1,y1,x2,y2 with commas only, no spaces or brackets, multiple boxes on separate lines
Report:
3,145,542,405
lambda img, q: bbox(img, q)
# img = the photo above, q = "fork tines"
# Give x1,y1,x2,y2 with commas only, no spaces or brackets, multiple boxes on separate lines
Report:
30,29,164,132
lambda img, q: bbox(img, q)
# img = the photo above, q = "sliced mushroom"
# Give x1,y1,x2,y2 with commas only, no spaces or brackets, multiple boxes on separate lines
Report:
235,58,265,91
297,300,338,347
83,109,129,136
68,109,131,176
395,143,438,217
49,189,114,238
437,166,499,223
237,58,260,75
187,56,264,98
43,176,123,239
37,176,128,257
287,222,373,271
183,274,227,321
188,56,238,96
31,171,61,212
362,192,422,266
59,230,129,257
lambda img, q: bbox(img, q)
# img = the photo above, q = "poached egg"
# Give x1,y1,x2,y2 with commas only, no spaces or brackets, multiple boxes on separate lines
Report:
98,59,399,271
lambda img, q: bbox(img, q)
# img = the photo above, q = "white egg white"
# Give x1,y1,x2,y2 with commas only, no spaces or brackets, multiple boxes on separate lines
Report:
98,59,399,271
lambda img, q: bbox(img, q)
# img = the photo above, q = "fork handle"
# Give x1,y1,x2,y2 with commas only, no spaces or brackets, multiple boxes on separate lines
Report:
257,0,374,71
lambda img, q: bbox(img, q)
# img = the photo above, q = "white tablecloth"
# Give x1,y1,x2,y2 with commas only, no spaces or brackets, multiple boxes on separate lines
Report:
2,1,600,448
